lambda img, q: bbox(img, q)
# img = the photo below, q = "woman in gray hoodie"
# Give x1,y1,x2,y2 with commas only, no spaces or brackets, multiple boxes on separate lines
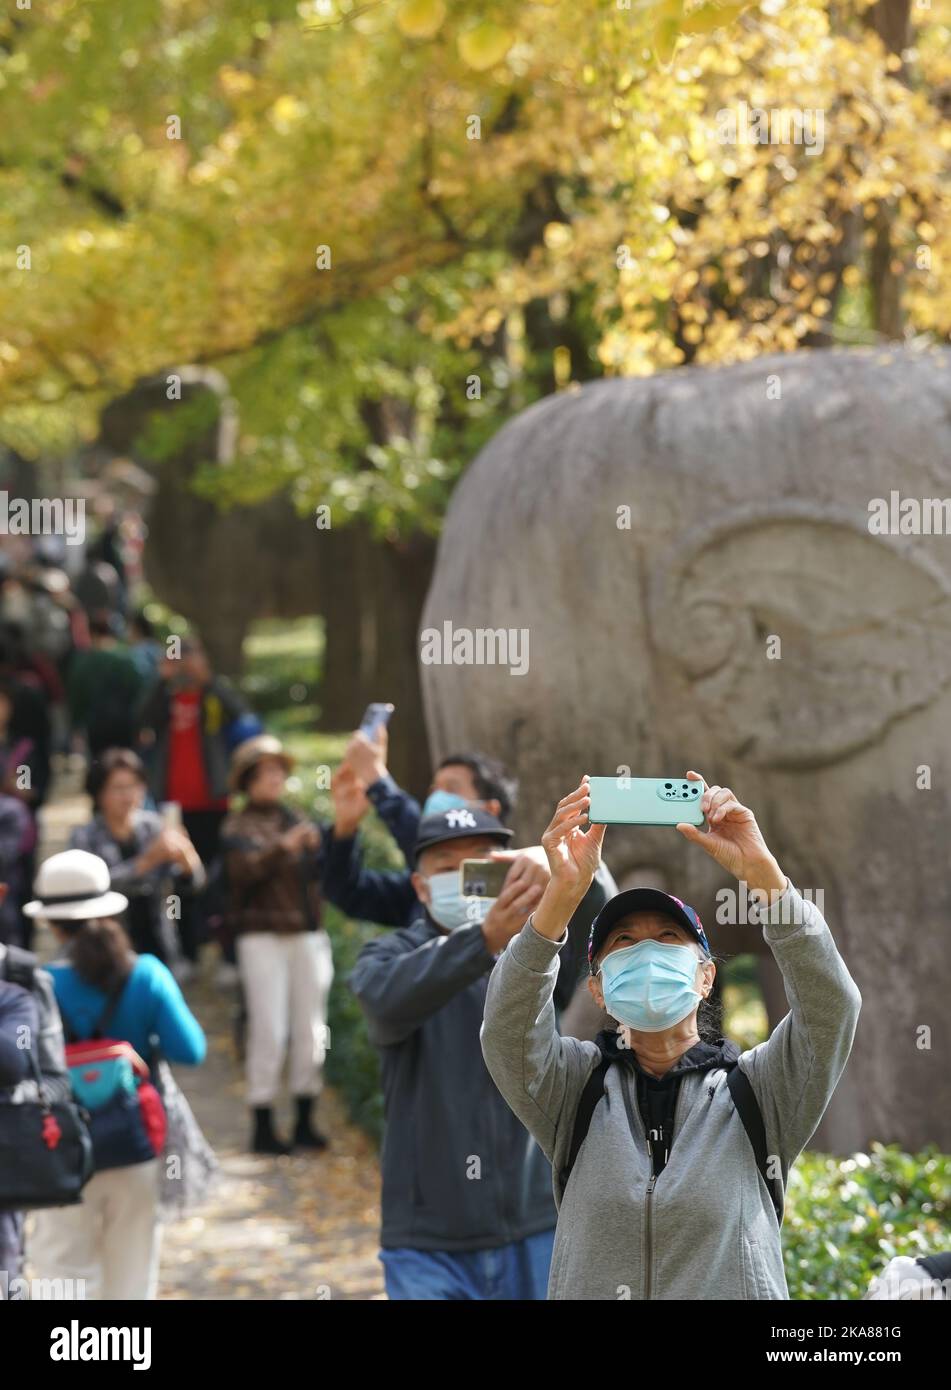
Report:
481,772,862,1300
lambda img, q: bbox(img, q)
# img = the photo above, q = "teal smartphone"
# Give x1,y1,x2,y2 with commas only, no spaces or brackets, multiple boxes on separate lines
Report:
587,777,705,827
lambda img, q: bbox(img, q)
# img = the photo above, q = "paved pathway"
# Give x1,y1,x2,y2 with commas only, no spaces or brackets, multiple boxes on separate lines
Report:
37,764,385,1301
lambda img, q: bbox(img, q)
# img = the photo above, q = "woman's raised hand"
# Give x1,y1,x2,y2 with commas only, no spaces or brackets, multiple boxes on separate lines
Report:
676,770,786,897
331,763,371,837
540,776,605,901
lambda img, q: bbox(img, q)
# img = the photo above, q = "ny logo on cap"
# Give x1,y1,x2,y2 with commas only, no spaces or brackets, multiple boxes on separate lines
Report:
445,808,478,829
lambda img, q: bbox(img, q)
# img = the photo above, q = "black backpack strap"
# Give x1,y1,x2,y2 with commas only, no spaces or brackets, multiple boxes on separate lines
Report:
1,944,38,992
918,1252,951,1282
91,992,121,1040
62,966,135,1044
560,1055,611,1190
90,972,133,1040
726,1062,784,1226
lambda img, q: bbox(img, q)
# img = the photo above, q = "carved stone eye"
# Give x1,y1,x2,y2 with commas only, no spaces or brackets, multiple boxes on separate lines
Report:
649,511,951,769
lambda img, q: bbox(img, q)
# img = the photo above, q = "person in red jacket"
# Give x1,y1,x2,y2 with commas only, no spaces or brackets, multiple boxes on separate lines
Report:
137,639,246,966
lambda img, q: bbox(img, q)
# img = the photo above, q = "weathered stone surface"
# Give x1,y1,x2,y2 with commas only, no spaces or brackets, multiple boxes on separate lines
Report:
422,346,951,1153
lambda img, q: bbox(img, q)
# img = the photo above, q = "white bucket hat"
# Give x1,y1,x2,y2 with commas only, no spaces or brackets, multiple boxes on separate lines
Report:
23,849,129,922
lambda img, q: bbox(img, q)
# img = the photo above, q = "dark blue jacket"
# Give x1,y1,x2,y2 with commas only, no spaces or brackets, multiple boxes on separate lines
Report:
364,773,420,864
321,829,416,926
350,909,556,1252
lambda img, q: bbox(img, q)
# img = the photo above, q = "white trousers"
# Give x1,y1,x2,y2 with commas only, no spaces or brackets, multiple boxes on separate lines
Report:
27,1159,162,1300
236,930,334,1106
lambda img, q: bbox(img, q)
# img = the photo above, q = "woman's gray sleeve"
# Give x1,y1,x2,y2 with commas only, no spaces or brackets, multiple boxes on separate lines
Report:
737,883,862,1170
481,918,601,1164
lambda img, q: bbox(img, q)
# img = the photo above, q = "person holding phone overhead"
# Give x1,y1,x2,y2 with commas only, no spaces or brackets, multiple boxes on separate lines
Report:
481,772,862,1300
324,710,618,1030
351,806,555,1300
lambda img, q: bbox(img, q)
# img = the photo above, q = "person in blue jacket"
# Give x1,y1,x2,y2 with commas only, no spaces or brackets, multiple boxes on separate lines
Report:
23,849,205,1301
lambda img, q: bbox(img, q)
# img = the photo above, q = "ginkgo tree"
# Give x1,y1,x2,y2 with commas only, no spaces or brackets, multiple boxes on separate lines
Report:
0,0,948,537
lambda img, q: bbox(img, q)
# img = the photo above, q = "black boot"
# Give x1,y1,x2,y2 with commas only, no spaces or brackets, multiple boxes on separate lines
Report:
293,1095,329,1151
251,1106,291,1156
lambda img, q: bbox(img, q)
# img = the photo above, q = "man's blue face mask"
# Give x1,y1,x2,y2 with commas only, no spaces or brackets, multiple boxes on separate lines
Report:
598,939,704,1033
422,790,479,817
422,870,488,932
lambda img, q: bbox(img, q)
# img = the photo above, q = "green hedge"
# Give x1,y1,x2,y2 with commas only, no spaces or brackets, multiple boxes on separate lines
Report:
784,1145,949,1299
321,903,385,1142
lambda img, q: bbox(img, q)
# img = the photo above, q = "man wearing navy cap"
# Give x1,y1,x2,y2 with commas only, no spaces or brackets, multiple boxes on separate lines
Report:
350,806,557,1300
324,723,619,1030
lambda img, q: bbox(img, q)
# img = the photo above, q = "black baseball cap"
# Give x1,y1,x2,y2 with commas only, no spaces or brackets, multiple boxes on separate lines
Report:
587,888,711,972
413,807,514,863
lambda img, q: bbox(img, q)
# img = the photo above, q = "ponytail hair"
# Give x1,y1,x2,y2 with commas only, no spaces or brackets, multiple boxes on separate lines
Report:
67,916,134,994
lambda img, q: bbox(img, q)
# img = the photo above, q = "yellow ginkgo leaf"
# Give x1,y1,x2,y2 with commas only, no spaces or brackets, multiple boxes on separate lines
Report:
396,0,446,41
458,21,514,71
653,15,681,65
219,66,255,98
684,0,748,34
651,0,687,21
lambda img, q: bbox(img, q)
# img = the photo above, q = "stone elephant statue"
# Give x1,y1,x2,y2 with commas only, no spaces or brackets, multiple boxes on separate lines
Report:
420,345,951,1154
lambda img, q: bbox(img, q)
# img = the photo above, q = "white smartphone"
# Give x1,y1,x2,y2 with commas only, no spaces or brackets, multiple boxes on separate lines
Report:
158,801,183,830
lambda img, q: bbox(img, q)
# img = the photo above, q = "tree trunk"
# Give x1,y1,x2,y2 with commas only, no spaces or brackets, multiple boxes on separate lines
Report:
865,0,912,339
97,373,435,792
369,531,436,798
314,525,373,729
317,521,435,797
867,0,911,54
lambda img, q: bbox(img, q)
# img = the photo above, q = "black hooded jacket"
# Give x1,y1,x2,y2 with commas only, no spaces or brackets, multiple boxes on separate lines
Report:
595,1029,743,1178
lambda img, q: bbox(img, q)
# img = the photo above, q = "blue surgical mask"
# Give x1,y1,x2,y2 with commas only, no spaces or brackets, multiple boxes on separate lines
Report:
422,790,477,817
599,940,702,1033
423,870,487,932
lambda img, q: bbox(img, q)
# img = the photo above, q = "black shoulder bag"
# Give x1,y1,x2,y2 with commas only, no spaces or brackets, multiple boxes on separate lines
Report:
0,950,94,1211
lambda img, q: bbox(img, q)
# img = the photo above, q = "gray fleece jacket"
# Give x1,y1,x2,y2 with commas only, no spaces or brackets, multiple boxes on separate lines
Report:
481,882,862,1300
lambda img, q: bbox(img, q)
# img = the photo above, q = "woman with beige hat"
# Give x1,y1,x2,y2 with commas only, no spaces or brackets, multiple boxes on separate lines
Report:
221,735,333,1155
